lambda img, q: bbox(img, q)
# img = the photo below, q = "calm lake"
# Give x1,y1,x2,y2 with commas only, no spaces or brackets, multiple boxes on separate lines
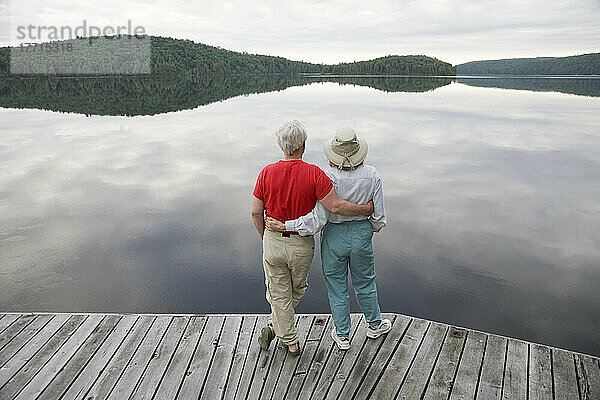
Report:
1,76,599,356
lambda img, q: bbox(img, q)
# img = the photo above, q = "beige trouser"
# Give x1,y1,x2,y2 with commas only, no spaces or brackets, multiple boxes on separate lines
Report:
262,229,315,345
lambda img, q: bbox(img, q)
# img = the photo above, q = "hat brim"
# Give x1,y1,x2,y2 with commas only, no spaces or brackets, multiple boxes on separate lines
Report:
323,137,368,168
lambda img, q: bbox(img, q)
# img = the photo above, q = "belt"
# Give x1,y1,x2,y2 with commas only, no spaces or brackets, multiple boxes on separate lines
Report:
281,232,300,237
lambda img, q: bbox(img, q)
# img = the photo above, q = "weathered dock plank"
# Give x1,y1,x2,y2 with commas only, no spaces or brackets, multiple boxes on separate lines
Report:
370,318,429,399
553,348,580,400
0,312,596,400
176,315,225,399
0,315,22,335
269,315,314,400
286,315,329,399
153,316,207,400
36,315,122,400
575,354,600,400
309,314,362,400
352,314,411,400
448,330,486,400
106,316,172,400
14,314,104,400
295,316,337,400
502,339,528,400
397,322,448,399
130,316,189,399
0,314,53,367
200,315,242,400
222,315,256,400
0,314,70,389
476,334,507,400
1,315,87,399
232,315,268,399
528,343,553,400
60,314,139,400
422,326,467,400
82,315,155,400
0,314,37,353
330,313,396,399
247,315,301,399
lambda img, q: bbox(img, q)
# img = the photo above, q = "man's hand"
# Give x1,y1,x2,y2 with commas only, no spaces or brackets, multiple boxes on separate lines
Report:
265,217,286,232
366,199,374,215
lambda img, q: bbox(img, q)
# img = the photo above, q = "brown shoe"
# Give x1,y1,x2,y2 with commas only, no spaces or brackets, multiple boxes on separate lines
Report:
258,326,275,350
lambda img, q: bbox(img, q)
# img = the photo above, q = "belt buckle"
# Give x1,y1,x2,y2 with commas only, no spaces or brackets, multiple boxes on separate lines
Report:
282,232,290,238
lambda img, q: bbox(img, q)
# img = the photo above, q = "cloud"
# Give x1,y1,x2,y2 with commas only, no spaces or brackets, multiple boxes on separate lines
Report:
2,0,598,64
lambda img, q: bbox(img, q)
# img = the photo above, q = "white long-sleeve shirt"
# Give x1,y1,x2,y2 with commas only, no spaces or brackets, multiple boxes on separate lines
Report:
284,164,387,236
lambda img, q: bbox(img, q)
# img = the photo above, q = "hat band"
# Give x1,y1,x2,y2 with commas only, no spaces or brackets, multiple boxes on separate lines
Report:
331,141,360,158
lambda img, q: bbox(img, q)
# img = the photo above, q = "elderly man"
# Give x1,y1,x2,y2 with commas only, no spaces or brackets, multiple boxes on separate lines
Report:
251,120,373,355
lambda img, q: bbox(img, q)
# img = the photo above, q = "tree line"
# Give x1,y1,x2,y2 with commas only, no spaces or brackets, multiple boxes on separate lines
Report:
0,35,456,76
457,53,600,75
318,55,455,75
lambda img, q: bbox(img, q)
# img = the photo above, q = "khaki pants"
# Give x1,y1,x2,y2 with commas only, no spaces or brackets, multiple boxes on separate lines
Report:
262,229,315,345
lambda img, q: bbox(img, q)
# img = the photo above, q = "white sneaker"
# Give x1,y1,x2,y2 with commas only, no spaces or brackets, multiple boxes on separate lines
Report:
331,327,350,350
366,318,392,339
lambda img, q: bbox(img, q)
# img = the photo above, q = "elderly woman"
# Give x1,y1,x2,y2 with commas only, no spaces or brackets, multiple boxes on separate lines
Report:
251,121,373,355
266,127,389,350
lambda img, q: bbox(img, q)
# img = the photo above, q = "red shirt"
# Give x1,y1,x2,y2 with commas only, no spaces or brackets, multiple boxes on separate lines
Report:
253,160,333,226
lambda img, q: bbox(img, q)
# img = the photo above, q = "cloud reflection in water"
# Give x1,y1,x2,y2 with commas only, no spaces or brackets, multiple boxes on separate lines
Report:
0,79,599,356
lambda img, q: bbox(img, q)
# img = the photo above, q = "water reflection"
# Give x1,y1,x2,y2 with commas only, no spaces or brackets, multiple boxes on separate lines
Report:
303,76,454,93
458,76,600,97
2,75,598,119
0,75,453,116
0,78,599,356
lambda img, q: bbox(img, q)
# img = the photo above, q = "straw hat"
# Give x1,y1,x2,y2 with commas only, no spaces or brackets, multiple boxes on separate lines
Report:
324,127,368,169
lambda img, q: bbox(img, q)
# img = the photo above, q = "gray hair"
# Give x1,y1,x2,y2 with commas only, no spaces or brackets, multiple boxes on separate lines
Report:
275,120,307,155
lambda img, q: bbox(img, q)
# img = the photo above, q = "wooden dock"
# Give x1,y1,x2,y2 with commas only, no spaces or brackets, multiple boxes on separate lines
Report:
0,312,598,399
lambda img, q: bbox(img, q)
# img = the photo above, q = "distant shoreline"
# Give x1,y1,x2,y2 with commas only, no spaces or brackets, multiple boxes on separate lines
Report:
2,73,599,80
457,53,600,76
456,75,600,79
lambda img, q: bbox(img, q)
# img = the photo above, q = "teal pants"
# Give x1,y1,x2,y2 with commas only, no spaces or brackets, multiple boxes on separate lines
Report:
320,220,382,338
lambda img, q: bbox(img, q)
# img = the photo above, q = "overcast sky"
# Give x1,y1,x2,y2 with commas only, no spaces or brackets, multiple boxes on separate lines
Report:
1,0,599,65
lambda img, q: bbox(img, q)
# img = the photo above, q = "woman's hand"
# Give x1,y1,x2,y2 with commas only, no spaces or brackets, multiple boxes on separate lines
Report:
265,217,286,232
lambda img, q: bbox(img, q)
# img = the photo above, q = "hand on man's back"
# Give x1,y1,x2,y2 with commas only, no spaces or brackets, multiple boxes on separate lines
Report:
265,217,286,232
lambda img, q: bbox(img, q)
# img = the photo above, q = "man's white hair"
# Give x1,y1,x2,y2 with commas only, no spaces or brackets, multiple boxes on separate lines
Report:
275,120,307,155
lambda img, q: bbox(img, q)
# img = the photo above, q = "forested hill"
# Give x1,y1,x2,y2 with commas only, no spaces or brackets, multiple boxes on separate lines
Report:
0,35,455,76
457,53,600,75
150,37,321,74
318,55,455,75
